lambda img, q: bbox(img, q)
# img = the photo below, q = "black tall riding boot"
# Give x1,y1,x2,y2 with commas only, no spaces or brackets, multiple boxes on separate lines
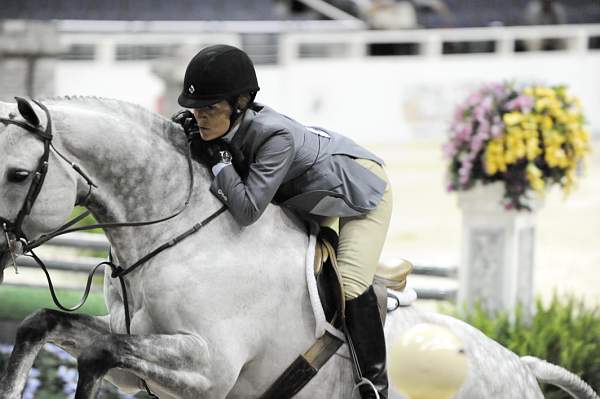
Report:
344,285,388,399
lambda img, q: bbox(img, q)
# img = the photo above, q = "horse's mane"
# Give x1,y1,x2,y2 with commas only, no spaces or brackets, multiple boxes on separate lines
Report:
41,95,183,146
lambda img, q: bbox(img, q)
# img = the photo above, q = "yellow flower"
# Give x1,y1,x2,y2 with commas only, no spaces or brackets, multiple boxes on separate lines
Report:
543,129,564,147
562,169,577,196
534,86,553,97
526,163,545,192
554,86,567,98
484,138,508,175
552,108,568,124
485,160,498,175
526,138,541,161
547,148,569,168
566,112,581,125
503,112,523,126
523,129,537,141
541,115,553,130
520,118,538,132
504,149,517,165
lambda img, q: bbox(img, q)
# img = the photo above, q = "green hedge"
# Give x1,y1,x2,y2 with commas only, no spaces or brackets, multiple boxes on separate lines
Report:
0,285,107,321
69,206,104,234
454,295,600,399
0,206,108,322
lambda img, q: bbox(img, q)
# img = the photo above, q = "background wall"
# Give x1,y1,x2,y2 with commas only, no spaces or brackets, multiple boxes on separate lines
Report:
257,52,600,142
55,38,600,143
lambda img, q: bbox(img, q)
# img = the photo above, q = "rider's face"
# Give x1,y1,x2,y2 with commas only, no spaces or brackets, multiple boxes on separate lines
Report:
192,101,231,141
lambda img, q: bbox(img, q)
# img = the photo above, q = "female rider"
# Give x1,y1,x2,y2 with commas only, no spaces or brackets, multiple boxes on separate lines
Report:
173,44,392,399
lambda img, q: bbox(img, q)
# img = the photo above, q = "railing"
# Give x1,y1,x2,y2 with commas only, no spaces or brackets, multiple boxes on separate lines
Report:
10,232,458,301
55,23,600,64
280,23,600,62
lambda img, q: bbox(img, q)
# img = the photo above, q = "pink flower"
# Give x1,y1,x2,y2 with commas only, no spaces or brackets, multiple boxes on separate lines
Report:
493,82,512,99
506,95,535,112
453,123,472,143
477,119,491,139
474,104,487,122
442,142,457,159
458,160,473,185
467,91,483,107
453,104,466,122
491,123,504,137
491,115,504,137
470,135,485,153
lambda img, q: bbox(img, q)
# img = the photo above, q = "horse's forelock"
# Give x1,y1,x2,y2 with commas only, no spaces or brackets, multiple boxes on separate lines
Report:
0,101,16,124
0,102,21,138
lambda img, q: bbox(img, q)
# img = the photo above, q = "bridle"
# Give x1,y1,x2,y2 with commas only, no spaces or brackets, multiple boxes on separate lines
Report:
0,100,64,247
0,98,226,398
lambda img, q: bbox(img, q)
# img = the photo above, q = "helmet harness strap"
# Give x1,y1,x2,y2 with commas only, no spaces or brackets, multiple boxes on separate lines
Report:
225,90,257,135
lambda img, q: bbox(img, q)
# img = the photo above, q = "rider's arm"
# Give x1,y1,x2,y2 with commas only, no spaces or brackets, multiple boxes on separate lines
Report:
209,130,294,226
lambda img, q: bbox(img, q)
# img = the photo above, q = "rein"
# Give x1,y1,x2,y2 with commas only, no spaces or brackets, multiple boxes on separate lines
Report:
1,98,227,398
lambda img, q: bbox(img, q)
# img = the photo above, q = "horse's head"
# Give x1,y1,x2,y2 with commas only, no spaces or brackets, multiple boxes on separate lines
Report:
0,98,79,281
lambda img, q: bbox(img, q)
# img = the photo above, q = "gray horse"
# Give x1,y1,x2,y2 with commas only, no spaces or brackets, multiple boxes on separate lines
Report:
0,96,596,399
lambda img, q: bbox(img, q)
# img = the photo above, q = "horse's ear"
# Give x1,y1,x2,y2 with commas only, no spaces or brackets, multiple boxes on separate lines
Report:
15,96,40,127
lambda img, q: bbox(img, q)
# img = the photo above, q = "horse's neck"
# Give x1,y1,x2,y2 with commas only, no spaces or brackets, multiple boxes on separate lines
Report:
48,99,215,260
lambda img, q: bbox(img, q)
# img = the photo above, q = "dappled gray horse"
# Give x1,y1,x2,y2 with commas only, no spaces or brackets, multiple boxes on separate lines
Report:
0,97,597,399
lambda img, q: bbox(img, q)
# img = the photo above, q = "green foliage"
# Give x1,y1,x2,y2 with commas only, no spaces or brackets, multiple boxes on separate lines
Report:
454,295,600,398
69,206,104,234
0,285,107,321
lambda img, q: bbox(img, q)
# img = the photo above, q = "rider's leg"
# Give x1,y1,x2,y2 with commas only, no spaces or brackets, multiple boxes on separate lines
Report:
336,158,393,399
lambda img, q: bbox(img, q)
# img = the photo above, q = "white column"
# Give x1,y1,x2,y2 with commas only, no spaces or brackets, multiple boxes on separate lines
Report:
457,183,541,316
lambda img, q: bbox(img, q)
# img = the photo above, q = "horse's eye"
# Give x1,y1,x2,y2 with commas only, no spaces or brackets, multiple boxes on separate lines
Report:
7,168,31,183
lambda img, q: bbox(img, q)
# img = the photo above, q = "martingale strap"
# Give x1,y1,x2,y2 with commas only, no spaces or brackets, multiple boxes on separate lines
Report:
259,332,343,399
260,230,347,398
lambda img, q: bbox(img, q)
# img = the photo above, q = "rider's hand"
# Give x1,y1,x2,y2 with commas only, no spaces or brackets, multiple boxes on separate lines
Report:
190,137,232,172
171,110,199,137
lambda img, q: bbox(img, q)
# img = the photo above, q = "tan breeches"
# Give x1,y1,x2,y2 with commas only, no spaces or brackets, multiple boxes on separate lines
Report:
322,158,393,300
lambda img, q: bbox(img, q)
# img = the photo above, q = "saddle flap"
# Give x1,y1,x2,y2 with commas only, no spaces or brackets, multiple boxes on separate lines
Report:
314,235,346,324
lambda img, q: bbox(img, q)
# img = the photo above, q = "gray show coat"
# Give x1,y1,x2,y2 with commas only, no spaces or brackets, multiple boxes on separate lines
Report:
209,104,386,226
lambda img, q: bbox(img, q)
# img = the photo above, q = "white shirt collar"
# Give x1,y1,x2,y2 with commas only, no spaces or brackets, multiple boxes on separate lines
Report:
221,121,240,143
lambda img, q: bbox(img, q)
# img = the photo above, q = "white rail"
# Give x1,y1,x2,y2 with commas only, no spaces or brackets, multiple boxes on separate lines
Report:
280,24,600,62
55,23,600,65
12,232,457,300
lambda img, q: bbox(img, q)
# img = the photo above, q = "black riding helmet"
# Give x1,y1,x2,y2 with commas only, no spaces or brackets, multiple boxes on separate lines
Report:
178,44,260,110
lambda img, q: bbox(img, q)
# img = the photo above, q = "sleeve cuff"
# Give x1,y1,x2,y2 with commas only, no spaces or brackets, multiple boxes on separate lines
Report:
212,162,232,177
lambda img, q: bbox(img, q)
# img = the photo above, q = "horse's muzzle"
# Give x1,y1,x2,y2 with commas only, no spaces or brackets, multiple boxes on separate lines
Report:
0,240,23,283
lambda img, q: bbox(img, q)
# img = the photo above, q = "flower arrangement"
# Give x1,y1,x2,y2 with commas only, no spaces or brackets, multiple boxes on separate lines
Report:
443,82,590,210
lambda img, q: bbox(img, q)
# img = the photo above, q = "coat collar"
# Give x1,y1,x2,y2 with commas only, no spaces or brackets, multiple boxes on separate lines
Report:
231,103,262,148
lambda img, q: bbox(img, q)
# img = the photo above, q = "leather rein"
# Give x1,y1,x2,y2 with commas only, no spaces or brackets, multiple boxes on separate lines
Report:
0,100,226,396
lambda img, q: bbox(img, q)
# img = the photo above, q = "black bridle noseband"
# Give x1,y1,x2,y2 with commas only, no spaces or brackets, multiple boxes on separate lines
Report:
0,98,227,398
0,100,54,245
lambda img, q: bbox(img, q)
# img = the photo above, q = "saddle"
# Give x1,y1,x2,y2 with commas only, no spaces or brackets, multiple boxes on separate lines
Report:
314,226,413,327
259,227,413,399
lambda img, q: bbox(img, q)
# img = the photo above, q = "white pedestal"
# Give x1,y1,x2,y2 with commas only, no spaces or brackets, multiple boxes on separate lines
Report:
457,183,542,315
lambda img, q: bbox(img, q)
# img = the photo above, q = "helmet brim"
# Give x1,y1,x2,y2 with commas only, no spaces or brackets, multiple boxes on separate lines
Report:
177,93,222,109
